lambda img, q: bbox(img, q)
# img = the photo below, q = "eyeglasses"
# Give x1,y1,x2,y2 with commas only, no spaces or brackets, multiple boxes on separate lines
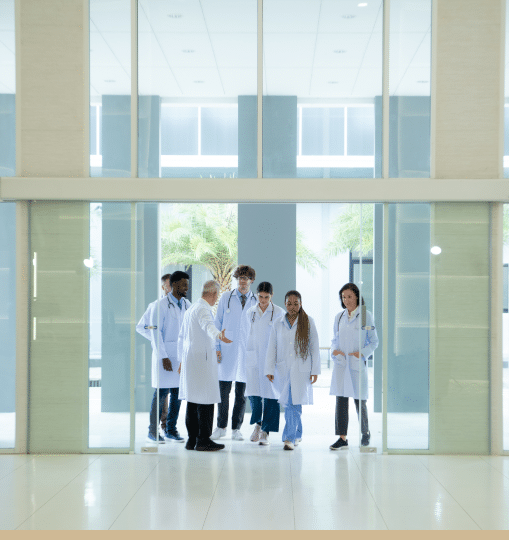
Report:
238,276,251,282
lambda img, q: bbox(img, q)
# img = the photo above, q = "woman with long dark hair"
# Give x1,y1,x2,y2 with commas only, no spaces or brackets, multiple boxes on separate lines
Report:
329,283,378,450
237,282,285,445
264,291,320,450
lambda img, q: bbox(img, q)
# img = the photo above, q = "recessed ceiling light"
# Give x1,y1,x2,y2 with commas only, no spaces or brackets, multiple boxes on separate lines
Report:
194,80,204,84
168,13,182,18
358,2,368,6
328,81,339,84
182,49,195,53
334,49,347,54
104,79,116,83
417,80,429,83
342,14,356,19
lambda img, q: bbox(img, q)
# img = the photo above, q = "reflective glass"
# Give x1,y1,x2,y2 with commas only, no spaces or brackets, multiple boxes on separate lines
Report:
264,0,383,179
297,203,380,450
0,202,16,448
389,0,431,177
88,203,132,448
386,203,430,449
505,0,509,177
503,204,509,450
0,0,15,177
138,0,257,178
90,0,131,177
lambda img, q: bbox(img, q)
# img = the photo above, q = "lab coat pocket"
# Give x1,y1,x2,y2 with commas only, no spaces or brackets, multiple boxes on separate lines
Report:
349,354,360,371
245,350,257,367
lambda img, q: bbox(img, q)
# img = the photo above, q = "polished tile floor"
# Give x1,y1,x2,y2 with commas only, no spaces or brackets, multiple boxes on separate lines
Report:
2,443,509,529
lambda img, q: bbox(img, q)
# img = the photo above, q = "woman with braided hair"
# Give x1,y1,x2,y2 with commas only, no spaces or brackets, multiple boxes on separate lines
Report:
264,290,321,450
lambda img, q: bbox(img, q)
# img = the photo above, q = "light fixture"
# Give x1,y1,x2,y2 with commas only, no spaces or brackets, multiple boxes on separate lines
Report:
342,14,356,19
358,2,368,6
328,81,339,84
84,258,94,268
334,49,347,54
430,246,442,255
194,80,204,83
104,79,116,83
168,13,182,18
182,49,195,53
417,80,429,83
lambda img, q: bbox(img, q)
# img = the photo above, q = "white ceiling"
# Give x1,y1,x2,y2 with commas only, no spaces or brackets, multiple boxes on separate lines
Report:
1,0,436,99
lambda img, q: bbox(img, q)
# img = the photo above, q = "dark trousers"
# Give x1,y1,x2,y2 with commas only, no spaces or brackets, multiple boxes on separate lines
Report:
335,396,369,436
185,402,214,445
217,380,246,430
249,395,280,433
149,387,181,436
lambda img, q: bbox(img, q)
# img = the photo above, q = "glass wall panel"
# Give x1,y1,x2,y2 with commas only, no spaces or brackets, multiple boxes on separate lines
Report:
503,204,509,450
387,203,430,450
0,0,15,177
90,0,131,177
505,0,509,177
264,0,383,179
297,203,381,450
0,202,16,449
389,0,431,177
88,203,132,448
138,0,257,178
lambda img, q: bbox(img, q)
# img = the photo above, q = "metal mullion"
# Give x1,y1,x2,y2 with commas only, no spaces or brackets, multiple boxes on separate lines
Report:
257,0,263,179
131,0,138,178
382,0,390,179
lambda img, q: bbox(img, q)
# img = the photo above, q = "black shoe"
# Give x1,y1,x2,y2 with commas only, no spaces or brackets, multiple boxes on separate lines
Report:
185,439,196,450
330,437,348,450
361,432,370,446
195,439,225,452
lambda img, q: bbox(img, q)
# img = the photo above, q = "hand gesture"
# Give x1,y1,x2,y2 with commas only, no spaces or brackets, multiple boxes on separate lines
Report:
266,374,274,382
219,329,232,344
348,351,360,359
310,375,318,384
333,349,345,357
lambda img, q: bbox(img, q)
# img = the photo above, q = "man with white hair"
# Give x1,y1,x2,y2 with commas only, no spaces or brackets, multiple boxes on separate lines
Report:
178,280,233,451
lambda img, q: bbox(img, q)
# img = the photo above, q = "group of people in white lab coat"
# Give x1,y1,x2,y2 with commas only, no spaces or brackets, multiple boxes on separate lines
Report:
137,265,378,452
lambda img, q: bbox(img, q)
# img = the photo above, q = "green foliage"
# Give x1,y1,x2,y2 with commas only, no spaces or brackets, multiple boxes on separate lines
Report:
161,204,324,291
326,204,374,257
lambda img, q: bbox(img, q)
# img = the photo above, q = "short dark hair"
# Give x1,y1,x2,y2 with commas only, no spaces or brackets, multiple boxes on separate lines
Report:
339,283,364,309
161,274,171,283
233,265,256,280
170,270,190,286
257,281,273,295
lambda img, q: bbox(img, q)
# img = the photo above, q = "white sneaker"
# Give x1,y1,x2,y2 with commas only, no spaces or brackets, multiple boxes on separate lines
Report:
211,427,226,440
250,424,262,442
232,429,244,441
259,431,270,445
294,438,302,446
283,440,294,451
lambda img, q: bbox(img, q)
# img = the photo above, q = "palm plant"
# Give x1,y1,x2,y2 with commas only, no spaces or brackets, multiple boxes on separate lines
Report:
325,203,374,258
161,204,324,293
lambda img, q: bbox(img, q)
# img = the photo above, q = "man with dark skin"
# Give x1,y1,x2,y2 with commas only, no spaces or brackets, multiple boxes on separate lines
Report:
147,271,191,443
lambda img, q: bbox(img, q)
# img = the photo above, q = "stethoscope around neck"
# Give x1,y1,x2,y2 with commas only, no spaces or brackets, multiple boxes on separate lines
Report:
167,296,187,314
252,301,275,323
226,290,255,313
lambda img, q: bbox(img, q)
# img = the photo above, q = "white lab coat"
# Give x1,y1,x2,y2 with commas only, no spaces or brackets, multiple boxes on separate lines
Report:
215,288,257,382
237,302,286,397
178,298,222,405
264,313,321,406
135,300,158,342
329,308,379,400
151,295,191,389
